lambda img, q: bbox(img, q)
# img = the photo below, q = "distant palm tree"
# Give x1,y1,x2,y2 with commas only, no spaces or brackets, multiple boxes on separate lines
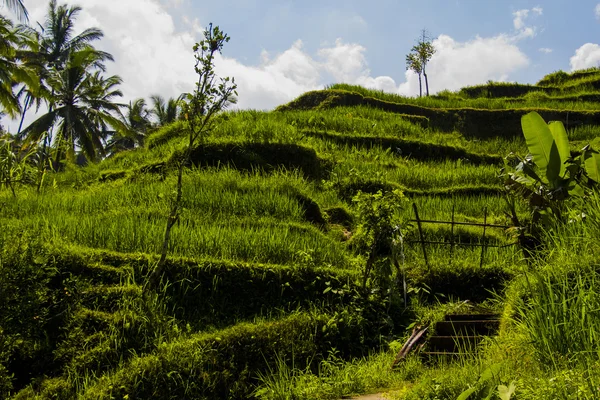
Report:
3,0,28,22
150,94,184,127
105,98,151,155
20,48,126,164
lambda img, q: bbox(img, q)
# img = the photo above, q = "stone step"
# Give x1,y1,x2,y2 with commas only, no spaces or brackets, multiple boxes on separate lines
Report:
420,351,463,364
444,313,500,322
434,319,500,336
427,335,487,352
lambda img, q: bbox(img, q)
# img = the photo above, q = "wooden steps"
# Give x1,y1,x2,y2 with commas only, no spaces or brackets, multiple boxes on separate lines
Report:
421,313,500,362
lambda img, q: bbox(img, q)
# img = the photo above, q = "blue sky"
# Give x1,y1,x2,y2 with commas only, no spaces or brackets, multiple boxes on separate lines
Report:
3,0,600,130
180,0,600,85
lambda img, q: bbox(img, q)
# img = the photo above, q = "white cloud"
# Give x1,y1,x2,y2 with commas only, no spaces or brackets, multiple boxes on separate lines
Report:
21,0,199,103
513,9,529,30
216,40,323,110
570,43,600,70
596,3,600,19
511,7,542,39
539,47,553,54
318,39,370,83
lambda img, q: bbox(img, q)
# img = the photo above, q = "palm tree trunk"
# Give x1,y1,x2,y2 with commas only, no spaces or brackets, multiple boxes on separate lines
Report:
17,95,30,137
36,93,54,193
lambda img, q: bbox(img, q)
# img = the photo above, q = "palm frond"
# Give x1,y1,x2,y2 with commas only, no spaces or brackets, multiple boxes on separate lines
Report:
4,0,29,22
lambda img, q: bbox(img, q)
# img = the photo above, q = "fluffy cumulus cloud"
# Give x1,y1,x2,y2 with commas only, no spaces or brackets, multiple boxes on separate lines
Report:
215,40,323,110
570,43,600,70
24,0,199,102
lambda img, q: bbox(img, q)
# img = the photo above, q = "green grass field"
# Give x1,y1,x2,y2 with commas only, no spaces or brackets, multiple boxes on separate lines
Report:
2,67,600,399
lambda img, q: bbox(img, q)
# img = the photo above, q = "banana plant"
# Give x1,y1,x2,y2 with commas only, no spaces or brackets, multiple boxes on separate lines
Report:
502,111,600,239
0,134,37,197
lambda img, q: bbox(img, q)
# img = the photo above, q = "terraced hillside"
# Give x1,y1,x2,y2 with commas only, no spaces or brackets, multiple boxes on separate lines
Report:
2,68,600,399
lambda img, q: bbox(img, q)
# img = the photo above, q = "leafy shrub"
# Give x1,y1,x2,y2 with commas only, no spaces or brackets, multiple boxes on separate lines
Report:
0,234,81,395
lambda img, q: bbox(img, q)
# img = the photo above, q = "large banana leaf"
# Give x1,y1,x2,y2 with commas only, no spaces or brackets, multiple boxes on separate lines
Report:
548,121,570,177
521,112,561,185
584,148,600,183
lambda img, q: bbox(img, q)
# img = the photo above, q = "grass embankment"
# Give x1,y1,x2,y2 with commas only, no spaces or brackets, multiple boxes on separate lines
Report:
2,68,600,399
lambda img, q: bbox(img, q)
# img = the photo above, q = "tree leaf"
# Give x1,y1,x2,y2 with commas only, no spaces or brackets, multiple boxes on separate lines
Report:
548,121,570,177
521,112,561,185
479,363,502,383
583,148,600,183
456,386,477,400
498,381,516,400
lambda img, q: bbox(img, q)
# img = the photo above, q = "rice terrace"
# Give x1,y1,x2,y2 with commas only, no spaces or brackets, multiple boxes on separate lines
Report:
3,0,600,399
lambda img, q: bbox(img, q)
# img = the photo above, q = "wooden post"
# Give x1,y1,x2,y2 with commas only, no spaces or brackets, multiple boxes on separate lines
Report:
480,207,488,268
450,204,455,263
412,203,430,270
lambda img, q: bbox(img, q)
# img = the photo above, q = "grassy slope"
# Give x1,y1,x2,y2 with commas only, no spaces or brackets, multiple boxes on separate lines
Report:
2,67,600,399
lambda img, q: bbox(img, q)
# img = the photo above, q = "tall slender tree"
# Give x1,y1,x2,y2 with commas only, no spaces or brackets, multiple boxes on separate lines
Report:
411,30,435,96
146,23,237,290
405,52,423,98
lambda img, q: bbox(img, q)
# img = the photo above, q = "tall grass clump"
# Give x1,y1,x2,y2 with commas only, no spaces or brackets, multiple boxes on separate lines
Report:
516,266,600,368
515,192,600,369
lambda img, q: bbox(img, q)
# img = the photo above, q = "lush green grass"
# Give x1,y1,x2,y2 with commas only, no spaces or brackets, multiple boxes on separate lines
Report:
3,68,600,399
327,81,600,110
1,169,353,268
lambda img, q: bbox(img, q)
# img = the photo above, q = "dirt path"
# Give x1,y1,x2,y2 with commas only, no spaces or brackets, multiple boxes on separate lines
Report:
347,394,389,400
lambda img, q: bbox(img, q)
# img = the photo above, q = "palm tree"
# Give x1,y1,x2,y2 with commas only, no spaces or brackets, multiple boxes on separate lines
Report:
16,0,111,135
0,16,22,118
3,0,28,22
0,15,37,118
105,98,150,155
150,94,183,127
20,48,126,164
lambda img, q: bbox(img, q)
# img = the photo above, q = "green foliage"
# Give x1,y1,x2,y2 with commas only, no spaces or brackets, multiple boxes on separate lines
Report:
79,311,377,399
254,349,421,400
0,135,36,195
502,112,600,232
146,121,187,149
515,265,600,368
459,82,553,99
7,59,600,399
352,189,409,290
184,142,329,181
455,364,514,400
147,22,238,290
0,233,82,396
